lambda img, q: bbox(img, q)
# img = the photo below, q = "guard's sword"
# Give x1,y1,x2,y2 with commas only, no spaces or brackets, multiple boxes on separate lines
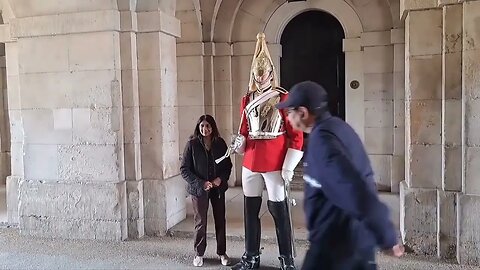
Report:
284,179,297,258
215,140,233,164
215,108,246,164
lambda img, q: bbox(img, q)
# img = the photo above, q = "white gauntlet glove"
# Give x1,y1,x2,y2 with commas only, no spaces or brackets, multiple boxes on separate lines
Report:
282,148,304,182
232,134,246,154
282,169,295,182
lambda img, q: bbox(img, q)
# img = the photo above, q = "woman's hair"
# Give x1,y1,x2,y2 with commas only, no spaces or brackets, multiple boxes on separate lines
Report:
193,114,220,138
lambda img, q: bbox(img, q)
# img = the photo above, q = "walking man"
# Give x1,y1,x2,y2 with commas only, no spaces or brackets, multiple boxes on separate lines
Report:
276,81,404,270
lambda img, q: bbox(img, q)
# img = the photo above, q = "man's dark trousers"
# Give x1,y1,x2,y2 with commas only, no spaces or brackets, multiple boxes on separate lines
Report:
301,243,376,270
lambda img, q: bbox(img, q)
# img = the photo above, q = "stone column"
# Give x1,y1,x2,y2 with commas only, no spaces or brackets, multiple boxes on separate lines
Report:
343,38,365,143
402,8,443,255
212,42,235,185
176,42,204,153
204,42,215,116
213,43,233,138
361,32,394,191
119,4,144,239
4,39,21,225
231,41,255,184
176,2,205,154
10,9,128,240
402,1,480,265
459,0,480,265
136,10,185,236
439,3,462,260
391,29,406,194
0,43,9,186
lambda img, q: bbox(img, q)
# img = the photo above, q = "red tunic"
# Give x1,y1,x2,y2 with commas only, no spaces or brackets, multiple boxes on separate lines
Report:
239,91,304,173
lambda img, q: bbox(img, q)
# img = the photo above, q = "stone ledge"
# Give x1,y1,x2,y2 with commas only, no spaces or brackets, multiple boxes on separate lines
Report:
176,42,204,56
10,10,121,38
361,31,391,47
232,41,256,56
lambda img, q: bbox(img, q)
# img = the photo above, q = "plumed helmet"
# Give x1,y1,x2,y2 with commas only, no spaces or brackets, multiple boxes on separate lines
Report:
248,33,279,93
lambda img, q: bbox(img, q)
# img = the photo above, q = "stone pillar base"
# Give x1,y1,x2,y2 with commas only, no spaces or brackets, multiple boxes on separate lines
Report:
400,181,437,255
126,180,145,239
401,181,480,265
6,176,20,225
17,181,128,241
458,194,480,265
0,152,9,185
143,175,186,237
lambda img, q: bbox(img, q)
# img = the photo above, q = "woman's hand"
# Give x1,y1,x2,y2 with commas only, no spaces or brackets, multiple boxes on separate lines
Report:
203,181,213,191
212,177,222,187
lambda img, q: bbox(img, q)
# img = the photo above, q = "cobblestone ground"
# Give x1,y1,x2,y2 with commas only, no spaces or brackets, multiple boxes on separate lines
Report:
0,228,478,270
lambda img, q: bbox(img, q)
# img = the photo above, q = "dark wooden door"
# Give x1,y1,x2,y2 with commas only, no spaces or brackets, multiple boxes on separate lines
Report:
280,10,345,189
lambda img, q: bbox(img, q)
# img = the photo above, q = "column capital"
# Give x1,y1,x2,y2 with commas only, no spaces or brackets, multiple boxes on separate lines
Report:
343,38,362,52
204,42,232,57
136,11,180,37
0,24,15,43
438,0,466,8
401,0,442,20
391,28,405,44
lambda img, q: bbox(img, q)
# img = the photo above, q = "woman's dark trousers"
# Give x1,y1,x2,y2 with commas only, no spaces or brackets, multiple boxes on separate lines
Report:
191,191,227,256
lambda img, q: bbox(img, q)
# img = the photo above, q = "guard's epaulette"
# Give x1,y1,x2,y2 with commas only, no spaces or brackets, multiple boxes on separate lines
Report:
274,86,288,95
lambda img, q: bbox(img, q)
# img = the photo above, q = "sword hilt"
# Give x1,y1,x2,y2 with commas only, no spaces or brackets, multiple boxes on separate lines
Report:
290,198,296,207
215,134,243,164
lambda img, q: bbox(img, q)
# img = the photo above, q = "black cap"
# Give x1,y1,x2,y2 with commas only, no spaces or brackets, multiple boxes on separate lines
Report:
276,81,328,111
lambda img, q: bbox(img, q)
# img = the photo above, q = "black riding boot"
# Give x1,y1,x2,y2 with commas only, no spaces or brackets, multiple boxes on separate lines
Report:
231,196,262,270
268,200,296,270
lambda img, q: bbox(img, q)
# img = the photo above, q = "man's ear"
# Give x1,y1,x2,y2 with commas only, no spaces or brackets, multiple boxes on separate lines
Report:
298,106,309,119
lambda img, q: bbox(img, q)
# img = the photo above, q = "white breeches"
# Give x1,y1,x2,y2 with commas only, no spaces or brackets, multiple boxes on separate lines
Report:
241,167,285,202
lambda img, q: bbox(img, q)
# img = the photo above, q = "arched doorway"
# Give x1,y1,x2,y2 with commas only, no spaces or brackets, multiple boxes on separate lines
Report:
280,10,345,189
280,10,345,120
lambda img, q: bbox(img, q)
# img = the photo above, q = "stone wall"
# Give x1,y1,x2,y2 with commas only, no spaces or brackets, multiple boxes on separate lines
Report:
1,0,186,240
402,0,480,265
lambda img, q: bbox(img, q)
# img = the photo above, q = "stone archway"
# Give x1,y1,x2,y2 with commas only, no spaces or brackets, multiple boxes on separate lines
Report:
263,0,365,141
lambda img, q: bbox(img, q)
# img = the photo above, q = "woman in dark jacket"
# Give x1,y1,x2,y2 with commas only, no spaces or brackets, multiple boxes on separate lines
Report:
180,114,233,267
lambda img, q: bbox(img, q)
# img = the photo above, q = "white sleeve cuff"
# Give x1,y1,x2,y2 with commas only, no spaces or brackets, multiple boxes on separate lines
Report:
282,148,304,171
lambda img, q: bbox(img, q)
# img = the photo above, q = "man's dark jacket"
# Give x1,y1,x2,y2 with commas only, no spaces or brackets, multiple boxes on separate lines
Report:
303,113,397,258
180,136,233,197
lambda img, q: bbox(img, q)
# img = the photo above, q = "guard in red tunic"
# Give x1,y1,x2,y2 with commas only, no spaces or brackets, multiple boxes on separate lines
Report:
230,33,304,270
